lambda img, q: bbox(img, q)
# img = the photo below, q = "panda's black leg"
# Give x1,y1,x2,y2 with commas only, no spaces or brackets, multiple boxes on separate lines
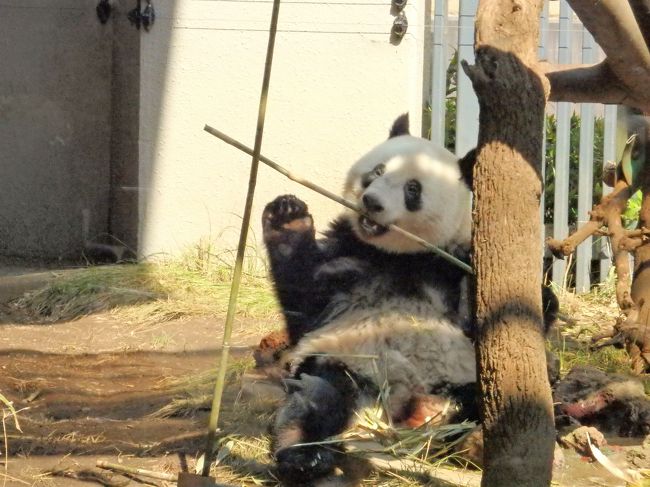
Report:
272,359,363,485
542,284,560,333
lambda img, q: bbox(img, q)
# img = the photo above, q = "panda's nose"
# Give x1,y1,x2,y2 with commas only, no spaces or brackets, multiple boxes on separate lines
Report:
362,194,384,213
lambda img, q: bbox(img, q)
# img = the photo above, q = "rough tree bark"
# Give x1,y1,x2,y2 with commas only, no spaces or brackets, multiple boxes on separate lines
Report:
462,1,555,485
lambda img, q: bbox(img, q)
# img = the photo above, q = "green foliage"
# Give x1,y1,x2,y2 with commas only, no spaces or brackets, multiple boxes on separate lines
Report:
623,190,643,229
556,342,631,376
435,54,613,226
437,81,606,227
429,55,643,233
444,97,457,153
543,114,605,226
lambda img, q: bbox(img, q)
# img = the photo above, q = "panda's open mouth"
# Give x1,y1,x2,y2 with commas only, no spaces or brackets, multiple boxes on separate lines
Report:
358,215,389,237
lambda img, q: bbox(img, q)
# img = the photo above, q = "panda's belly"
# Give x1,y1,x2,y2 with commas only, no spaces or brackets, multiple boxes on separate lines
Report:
316,278,458,326
291,288,476,390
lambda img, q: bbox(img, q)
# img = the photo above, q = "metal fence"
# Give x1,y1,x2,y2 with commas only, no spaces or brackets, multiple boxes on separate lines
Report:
429,0,619,292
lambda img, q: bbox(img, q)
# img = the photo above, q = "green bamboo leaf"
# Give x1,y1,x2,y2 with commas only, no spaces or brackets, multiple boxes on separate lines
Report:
621,134,643,189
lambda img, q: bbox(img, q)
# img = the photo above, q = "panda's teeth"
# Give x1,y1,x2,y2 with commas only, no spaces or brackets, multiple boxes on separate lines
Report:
359,215,388,237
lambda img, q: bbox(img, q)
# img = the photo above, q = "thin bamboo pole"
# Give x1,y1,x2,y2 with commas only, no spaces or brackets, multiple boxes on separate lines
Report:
203,124,473,274
200,0,281,477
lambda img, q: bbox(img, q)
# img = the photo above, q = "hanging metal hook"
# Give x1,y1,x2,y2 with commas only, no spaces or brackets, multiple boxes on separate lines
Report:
392,11,408,38
128,0,155,31
127,0,142,29
142,0,155,31
96,0,111,24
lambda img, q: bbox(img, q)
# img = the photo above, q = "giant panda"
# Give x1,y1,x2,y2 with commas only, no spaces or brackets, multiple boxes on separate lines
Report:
261,115,557,485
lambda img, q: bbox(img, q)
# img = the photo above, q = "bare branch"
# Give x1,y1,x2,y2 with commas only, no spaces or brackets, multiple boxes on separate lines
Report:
604,179,636,311
546,181,632,259
547,220,603,258
629,0,650,49
620,236,645,251
568,0,650,110
545,177,635,311
623,227,650,238
203,124,473,273
541,61,636,106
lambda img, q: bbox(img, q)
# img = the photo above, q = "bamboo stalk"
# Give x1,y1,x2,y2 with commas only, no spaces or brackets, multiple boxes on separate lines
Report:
95,461,177,482
201,0,282,477
203,124,473,274
203,124,358,213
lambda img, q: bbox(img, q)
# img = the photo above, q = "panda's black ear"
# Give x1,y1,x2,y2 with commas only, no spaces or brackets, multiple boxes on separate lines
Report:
458,148,476,189
388,113,410,138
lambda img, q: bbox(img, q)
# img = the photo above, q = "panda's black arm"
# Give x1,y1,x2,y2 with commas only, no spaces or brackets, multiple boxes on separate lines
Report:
263,195,341,343
266,242,333,343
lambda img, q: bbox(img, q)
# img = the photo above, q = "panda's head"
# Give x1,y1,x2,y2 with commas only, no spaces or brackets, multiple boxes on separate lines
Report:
342,122,472,254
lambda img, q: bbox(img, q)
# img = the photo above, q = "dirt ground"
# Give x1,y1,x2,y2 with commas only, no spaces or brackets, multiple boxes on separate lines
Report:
0,312,270,487
0,270,648,486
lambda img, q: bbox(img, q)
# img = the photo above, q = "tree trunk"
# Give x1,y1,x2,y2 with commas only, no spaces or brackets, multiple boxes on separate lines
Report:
630,121,650,372
462,1,555,485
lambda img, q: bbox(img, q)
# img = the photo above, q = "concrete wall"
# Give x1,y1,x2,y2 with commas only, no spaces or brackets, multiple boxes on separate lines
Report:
0,0,140,262
138,0,430,259
0,0,114,260
109,0,141,253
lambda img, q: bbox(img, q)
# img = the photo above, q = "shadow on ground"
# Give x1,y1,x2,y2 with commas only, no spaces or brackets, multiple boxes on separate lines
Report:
0,348,265,458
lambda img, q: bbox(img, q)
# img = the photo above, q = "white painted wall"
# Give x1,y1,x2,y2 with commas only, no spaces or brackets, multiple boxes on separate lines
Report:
138,0,428,259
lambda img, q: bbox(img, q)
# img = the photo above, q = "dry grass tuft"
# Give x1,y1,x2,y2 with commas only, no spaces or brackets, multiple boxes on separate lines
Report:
151,357,255,419
206,420,480,487
549,279,632,377
1,394,23,487
555,280,620,342
208,435,276,485
206,401,480,485
155,365,480,485
9,242,280,327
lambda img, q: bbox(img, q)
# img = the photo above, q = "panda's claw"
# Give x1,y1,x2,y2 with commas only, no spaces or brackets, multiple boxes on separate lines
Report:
280,195,301,216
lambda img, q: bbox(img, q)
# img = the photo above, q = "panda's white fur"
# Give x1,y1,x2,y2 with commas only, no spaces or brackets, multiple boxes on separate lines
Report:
263,116,559,484
289,135,476,411
289,300,476,418
286,134,476,420
343,134,472,254
265,119,478,484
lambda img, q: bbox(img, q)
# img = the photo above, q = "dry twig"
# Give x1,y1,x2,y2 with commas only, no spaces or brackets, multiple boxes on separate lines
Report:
96,461,177,482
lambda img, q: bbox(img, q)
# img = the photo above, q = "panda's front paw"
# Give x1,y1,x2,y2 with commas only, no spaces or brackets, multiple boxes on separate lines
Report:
263,194,310,228
263,195,314,243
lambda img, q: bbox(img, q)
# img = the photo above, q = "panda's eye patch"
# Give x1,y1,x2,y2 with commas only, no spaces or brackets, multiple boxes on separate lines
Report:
361,163,386,189
404,179,422,211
